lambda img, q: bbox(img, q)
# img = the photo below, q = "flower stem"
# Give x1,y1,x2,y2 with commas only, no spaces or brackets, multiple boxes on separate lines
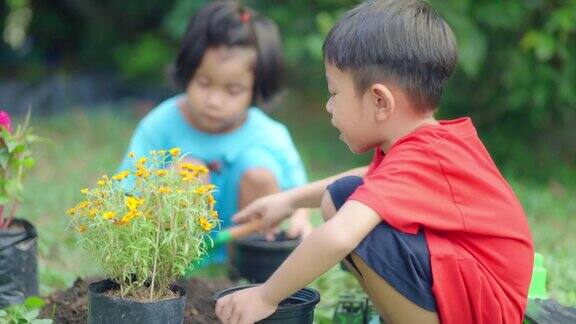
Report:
149,219,161,300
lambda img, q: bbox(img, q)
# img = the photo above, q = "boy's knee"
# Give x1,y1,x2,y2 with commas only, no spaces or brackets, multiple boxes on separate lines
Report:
240,168,278,192
320,190,337,221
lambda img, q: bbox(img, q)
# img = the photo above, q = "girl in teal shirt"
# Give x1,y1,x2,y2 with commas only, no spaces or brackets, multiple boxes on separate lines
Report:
118,2,311,264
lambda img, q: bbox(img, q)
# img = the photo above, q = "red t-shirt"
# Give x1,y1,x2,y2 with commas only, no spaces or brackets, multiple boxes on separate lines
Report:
350,117,533,323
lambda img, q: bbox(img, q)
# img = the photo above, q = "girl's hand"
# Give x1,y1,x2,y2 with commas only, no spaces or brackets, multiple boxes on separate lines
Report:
215,286,277,324
232,192,295,237
287,209,313,238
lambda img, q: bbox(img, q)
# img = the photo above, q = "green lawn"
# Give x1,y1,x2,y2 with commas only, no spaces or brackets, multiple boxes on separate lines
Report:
15,96,576,322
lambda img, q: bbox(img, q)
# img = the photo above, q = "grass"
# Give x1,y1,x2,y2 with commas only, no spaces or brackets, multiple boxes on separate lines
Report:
14,95,576,322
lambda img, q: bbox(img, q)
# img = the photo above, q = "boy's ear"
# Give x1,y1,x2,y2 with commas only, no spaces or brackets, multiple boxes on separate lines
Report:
369,83,395,121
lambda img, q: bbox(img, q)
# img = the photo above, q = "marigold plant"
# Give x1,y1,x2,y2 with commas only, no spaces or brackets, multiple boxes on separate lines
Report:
67,148,219,300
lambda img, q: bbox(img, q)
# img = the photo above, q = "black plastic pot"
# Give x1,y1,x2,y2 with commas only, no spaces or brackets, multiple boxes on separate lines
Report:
87,279,186,324
214,284,320,323
231,232,300,283
0,219,38,308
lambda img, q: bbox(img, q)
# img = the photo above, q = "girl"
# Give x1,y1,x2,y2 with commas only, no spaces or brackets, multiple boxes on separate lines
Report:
118,1,311,265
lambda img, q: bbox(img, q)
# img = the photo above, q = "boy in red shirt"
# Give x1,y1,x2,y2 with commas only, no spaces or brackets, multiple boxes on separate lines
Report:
216,1,534,323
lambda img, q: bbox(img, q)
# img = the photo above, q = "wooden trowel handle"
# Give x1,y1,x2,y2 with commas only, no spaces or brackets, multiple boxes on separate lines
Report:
227,218,263,240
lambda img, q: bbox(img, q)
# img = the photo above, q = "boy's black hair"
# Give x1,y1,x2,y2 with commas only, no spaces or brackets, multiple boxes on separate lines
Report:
323,0,458,112
173,1,284,105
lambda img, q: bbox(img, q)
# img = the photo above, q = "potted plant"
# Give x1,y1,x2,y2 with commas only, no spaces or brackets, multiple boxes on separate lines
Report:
67,148,219,324
0,110,39,309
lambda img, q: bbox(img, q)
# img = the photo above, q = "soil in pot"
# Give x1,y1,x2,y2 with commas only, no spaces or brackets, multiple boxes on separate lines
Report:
40,277,234,324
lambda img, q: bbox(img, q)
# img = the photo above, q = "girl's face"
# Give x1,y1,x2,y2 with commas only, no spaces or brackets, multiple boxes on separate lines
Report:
183,46,256,133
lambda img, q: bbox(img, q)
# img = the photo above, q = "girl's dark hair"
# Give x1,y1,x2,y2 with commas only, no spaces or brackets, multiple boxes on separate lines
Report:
173,1,284,105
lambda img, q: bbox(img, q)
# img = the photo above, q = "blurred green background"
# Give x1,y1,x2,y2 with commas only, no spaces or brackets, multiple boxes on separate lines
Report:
1,0,575,321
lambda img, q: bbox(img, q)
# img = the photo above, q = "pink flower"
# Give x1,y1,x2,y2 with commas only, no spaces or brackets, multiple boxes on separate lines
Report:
0,110,12,133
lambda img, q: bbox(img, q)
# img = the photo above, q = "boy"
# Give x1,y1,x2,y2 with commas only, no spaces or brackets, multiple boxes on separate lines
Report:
215,1,534,323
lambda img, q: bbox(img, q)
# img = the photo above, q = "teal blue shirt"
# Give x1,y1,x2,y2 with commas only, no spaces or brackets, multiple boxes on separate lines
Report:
118,95,307,263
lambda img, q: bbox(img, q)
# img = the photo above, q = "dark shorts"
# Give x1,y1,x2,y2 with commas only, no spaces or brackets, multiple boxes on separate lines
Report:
327,176,437,311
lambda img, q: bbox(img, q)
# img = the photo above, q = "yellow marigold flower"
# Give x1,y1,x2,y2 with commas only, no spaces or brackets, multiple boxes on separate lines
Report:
199,216,213,231
88,209,97,218
80,188,89,195
179,170,196,182
136,157,148,167
156,169,168,176
180,162,195,171
194,186,207,195
125,196,143,211
194,165,209,175
128,152,135,158
75,201,90,210
78,225,87,233
112,170,130,181
210,210,219,220
158,149,166,156
120,210,139,225
97,180,106,186
158,186,172,194
103,211,116,220
66,208,76,216
207,195,216,208
135,167,150,178
170,147,181,157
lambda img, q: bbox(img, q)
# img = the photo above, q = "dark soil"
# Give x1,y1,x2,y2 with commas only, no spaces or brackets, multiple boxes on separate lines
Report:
39,277,234,324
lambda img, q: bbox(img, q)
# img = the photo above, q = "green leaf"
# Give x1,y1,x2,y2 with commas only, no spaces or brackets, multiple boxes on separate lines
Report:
22,157,35,169
0,148,9,169
5,179,23,200
521,30,556,61
24,309,40,321
445,14,487,77
24,296,45,309
31,319,53,324
475,1,526,30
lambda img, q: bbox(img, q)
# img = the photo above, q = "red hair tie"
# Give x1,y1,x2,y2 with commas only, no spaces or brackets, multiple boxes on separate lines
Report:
240,11,251,23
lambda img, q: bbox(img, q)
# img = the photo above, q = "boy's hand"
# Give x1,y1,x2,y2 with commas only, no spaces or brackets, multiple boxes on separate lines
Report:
233,192,295,236
215,286,277,324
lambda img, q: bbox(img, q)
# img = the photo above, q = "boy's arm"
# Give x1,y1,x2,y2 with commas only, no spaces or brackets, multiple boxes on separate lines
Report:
232,166,368,228
285,166,367,208
216,200,381,323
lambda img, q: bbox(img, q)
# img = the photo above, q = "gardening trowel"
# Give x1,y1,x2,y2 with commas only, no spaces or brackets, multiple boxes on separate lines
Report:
183,218,263,276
